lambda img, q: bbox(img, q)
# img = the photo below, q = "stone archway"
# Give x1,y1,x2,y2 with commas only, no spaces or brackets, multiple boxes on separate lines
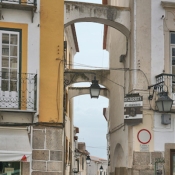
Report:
64,1,130,38
113,143,125,169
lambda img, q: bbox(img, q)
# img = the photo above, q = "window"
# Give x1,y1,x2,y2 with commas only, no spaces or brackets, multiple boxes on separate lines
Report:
0,162,20,175
0,31,19,92
65,138,68,164
69,142,72,165
170,149,175,175
170,32,175,92
82,157,84,170
0,29,21,108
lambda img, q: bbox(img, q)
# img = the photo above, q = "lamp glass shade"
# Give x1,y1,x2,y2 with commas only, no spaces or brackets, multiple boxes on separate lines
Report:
86,155,91,164
156,92,173,112
156,101,163,112
90,79,100,98
100,165,103,172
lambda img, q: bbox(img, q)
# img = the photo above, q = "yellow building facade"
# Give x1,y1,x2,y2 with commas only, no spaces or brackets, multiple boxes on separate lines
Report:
0,0,65,175
40,0,64,123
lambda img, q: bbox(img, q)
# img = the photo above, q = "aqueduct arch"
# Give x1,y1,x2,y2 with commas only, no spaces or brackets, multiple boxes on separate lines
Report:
64,1,130,38
64,69,110,99
64,1,129,99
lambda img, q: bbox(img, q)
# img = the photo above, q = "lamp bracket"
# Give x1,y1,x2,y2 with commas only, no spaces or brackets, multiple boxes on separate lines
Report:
148,81,165,100
148,81,164,90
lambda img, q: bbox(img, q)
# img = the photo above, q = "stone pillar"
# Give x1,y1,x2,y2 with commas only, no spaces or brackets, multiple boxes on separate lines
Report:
115,167,120,175
32,126,63,175
21,162,30,175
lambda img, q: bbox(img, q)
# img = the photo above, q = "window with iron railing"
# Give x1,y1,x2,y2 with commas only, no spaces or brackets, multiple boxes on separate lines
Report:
0,30,37,111
0,0,36,5
0,72,37,110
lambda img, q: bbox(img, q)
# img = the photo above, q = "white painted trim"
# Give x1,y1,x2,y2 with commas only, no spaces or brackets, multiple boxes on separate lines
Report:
133,0,137,88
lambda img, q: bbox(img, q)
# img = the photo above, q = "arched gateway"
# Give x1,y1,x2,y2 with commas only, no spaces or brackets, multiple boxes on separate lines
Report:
64,1,130,99
64,1,130,38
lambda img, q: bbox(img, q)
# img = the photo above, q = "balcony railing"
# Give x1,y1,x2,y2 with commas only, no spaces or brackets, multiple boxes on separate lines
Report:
0,72,37,111
0,0,37,22
155,73,175,93
0,0,37,6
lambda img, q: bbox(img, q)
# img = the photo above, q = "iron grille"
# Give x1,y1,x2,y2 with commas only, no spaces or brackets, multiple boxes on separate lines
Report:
155,73,175,93
0,0,37,5
0,72,37,110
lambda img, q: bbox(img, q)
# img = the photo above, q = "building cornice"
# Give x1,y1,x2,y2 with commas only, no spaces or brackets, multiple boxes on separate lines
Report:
161,1,175,8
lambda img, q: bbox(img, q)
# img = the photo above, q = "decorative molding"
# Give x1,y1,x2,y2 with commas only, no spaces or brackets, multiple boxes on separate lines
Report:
161,1,175,8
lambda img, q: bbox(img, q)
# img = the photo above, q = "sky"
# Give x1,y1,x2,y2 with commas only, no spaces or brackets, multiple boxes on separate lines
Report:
67,0,109,159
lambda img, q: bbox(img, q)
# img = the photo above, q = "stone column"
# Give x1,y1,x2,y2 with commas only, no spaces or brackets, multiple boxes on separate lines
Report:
32,126,63,175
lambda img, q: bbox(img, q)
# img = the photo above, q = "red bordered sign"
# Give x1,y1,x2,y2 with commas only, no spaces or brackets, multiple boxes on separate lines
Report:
137,129,151,144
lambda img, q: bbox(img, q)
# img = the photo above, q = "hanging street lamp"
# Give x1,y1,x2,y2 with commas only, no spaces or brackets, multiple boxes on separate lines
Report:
99,165,103,172
86,155,91,164
156,92,173,112
90,76,101,98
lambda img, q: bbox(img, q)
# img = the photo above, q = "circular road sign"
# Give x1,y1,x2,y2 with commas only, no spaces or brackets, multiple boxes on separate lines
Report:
137,129,151,144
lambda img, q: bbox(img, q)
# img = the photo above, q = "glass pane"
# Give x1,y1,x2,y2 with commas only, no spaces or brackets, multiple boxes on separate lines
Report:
10,58,17,68
10,34,17,45
2,45,9,56
2,68,9,79
10,70,17,80
0,162,20,175
173,66,175,75
1,80,9,91
10,46,17,56
173,57,175,65
172,48,175,56
2,57,9,68
2,33,9,44
171,33,175,44
10,81,17,91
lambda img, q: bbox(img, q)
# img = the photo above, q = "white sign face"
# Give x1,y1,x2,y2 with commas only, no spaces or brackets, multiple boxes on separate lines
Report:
137,129,151,144
124,95,143,119
140,144,149,152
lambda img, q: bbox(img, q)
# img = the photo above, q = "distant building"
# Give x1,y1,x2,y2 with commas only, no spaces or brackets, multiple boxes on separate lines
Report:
87,156,108,175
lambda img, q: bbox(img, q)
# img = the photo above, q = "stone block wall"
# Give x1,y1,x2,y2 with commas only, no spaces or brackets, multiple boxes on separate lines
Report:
164,143,175,175
112,151,163,175
32,126,63,175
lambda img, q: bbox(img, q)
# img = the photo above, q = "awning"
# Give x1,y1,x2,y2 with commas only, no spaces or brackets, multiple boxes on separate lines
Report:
0,128,32,162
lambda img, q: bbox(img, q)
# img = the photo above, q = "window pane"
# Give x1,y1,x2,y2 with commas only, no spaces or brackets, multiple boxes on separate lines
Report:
10,58,17,68
2,68,9,79
1,80,9,91
10,46,17,56
2,57,9,68
172,48,175,56
2,45,9,56
172,66,175,75
171,33,175,44
10,70,17,80
173,155,175,175
2,33,9,44
0,162,20,175
10,81,17,91
10,34,17,45
172,57,175,65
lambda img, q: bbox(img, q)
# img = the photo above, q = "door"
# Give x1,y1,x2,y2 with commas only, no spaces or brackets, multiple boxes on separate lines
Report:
0,30,20,108
170,150,175,175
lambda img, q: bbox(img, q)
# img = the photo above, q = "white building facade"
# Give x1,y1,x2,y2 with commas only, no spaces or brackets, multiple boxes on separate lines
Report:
104,0,175,175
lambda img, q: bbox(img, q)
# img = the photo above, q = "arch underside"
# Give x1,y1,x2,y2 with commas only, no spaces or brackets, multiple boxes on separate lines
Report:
64,69,110,90
68,87,109,100
64,18,130,38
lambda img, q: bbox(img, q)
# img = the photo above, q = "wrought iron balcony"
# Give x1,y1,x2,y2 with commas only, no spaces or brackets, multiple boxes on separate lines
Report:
0,0,37,22
0,72,37,111
155,73,175,93
0,0,37,6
